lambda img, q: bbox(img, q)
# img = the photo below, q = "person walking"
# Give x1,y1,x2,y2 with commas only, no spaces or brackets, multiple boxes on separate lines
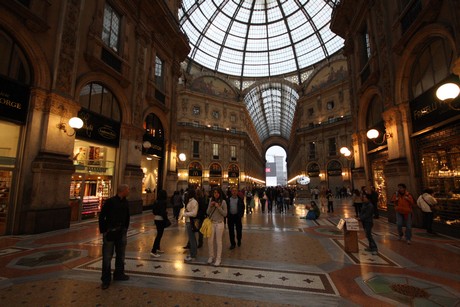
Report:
150,189,168,258
417,188,437,234
227,187,245,249
369,186,380,219
195,188,208,248
183,188,198,262
172,191,183,221
360,192,378,255
98,184,131,290
391,183,416,244
207,188,227,267
352,189,363,218
326,189,334,213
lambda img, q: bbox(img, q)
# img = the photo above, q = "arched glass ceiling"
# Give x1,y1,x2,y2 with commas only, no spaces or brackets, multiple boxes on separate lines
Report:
245,82,299,141
179,0,343,79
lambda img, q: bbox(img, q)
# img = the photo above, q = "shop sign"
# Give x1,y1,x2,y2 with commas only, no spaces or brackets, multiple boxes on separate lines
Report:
189,161,203,176
76,109,120,146
143,136,163,157
411,75,459,133
0,76,30,124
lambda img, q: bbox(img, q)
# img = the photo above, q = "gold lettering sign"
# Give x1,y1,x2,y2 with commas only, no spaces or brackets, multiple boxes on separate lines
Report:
0,96,22,109
413,102,438,120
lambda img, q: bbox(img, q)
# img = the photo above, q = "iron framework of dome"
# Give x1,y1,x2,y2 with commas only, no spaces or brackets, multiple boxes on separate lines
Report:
179,0,343,142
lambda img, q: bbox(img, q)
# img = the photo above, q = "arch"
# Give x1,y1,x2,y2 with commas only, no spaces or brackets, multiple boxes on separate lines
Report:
262,137,289,154
394,23,457,105
357,86,383,132
75,73,130,125
188,161,203,177
306,162,320,177
209,162,222,177
0,15,51,88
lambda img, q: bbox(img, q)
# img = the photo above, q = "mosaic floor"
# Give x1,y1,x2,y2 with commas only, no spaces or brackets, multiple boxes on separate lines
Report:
0,198,459,306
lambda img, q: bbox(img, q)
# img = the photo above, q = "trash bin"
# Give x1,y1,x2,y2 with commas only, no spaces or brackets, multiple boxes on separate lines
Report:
343,218,359,253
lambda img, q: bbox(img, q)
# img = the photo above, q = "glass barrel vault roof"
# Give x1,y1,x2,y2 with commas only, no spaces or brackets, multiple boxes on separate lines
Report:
179,0,343,143
179,0,342,78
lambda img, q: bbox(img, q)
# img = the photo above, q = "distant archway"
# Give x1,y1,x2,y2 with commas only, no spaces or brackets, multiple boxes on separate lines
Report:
265,146,287,186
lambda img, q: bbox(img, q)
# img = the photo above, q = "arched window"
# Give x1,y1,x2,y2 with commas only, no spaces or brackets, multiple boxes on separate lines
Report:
144,113,164,140
0,30,31,84
79,83,121,122
410,38,453,99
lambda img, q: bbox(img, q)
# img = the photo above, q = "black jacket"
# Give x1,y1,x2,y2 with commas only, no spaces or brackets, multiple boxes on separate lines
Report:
227,196,245,218
98,195,130,233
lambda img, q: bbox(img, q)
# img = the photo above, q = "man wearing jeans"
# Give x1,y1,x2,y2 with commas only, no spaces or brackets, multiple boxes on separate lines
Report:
227,187,245,249
391,183,415,244
98,184,131,290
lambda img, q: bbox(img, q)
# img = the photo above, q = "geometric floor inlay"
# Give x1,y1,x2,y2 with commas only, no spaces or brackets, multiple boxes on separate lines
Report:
76,257,338,295
364,274,460,306
0,248,29,257
10,249,85,268
333,239,400,267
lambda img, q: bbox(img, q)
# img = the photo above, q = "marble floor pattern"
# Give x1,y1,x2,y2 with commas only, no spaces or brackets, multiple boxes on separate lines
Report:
0,198,459,306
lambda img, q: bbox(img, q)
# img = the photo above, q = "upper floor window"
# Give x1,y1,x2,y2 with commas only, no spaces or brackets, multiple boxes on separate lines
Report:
411,38,453,99
230,145,236,161
328,137,337,156
193,140,199,158
326,101,334,110
308,108,314,116
144,113,164,140
0,30,31,84
155,56,165,91
79,83,121,121
102,4,121,53
309,142,316,160
212,143,219,159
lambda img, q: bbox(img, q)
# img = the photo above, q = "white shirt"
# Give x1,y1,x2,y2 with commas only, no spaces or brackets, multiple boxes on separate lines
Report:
416,193,437,213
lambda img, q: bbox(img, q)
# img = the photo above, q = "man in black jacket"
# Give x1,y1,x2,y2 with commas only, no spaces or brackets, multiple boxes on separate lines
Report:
227,187,245,249
98,184,131,290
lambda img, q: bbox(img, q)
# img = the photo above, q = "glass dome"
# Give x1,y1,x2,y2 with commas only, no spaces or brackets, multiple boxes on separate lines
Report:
179,0,343,78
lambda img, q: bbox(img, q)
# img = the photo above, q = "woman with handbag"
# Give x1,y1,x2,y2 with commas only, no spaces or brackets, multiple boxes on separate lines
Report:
416,188,438,234
207,188,227,267
150,189,169,258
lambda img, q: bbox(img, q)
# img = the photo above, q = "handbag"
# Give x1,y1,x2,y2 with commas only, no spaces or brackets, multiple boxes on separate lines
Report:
199,217,212,237
191,218,201,232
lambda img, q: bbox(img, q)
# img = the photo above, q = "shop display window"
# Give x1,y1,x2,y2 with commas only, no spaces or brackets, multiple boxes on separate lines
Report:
70,140,116,219
420,144,460,227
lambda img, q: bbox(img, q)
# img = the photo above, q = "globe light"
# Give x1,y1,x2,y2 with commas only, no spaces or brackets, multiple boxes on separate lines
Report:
367,129,379,140
68,117,83,129
436,83,460,101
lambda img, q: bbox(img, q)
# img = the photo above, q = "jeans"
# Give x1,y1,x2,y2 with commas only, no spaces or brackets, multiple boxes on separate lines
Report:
208,222,224,262
396,212,412,240
152,220,165,253
185,222,197,258
362,221,377,251
228,214,242,246
101,230,127,284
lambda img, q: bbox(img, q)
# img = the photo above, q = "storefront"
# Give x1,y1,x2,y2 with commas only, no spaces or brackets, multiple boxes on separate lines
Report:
228,163,239,188
0,76,30,235
69,108,120,221
188,161,203,188
369,152,388,210
209,162,222,188
326,160,343,193
411,76,460,235
307,162,321,189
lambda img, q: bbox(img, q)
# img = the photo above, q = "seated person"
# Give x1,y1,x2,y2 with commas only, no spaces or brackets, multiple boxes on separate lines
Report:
305,201,320,220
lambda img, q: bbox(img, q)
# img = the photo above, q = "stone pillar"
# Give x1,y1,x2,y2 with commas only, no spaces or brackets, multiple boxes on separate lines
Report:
124,164,144,216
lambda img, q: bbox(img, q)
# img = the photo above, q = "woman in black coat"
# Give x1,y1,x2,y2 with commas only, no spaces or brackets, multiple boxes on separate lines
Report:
151,189,168,257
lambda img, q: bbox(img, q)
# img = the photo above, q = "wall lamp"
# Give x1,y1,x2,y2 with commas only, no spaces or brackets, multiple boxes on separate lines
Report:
367,129,392,145
339,146,353,160
57,117,83,136
135,141,152,151
178,153,187,162
436,82,460,111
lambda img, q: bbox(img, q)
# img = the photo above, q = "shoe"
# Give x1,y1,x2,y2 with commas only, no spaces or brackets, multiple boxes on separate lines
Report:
214,260,221,267
101,283,110,290
229,245,236,250
398,236,403,241
237,241,241,247
207,257,214,264
371,251,378,255
407,240,411,245
157,250,165,254
150,252,160,258
113,274,129,281
183,245,190,249
184,256,196,262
